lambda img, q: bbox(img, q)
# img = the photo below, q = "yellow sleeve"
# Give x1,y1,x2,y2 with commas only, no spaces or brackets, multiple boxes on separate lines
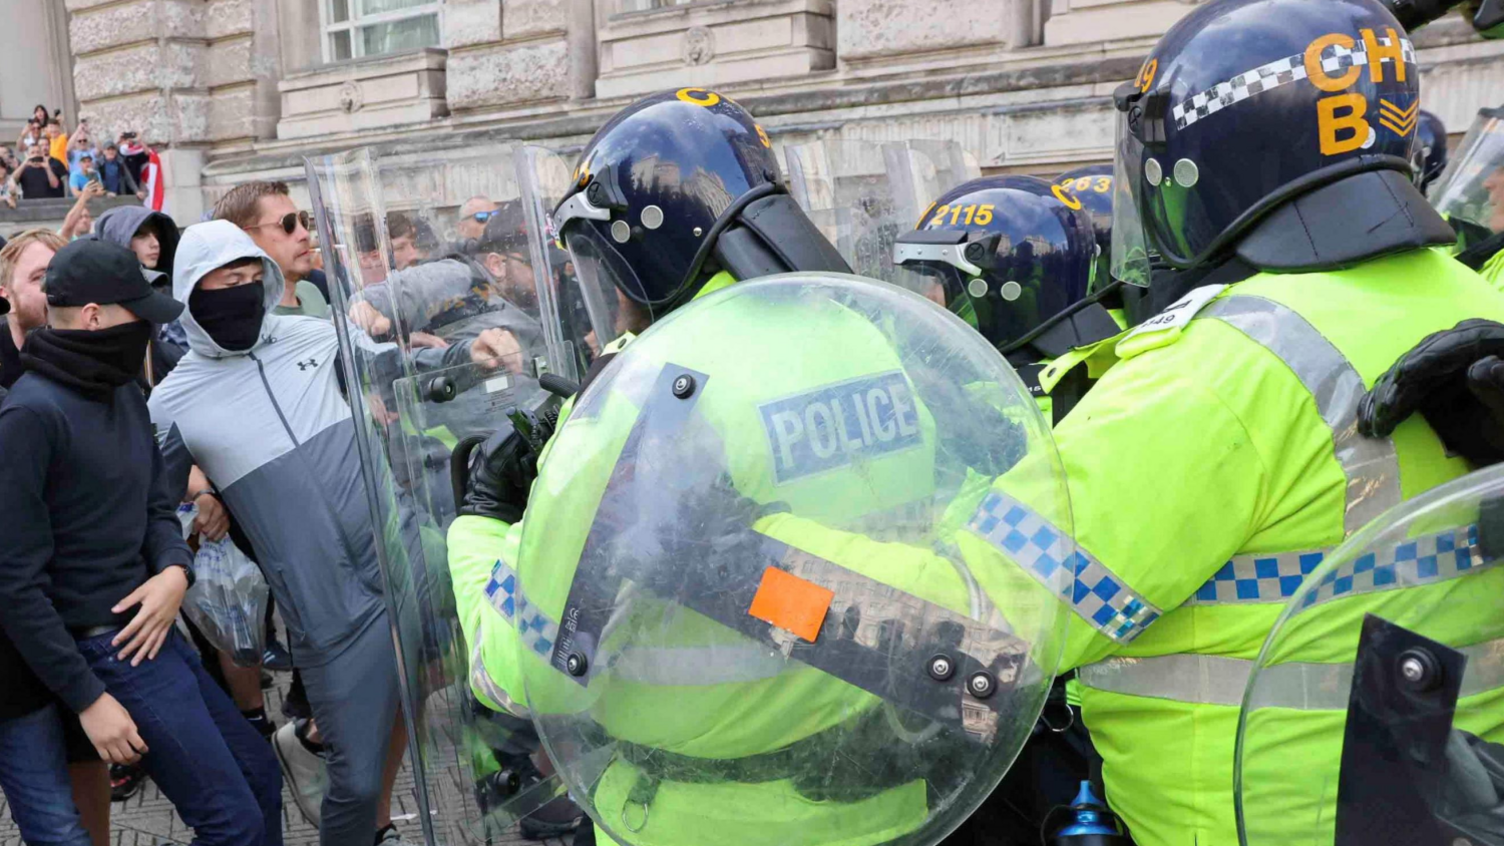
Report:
975,343,1273,669
447,514,528,711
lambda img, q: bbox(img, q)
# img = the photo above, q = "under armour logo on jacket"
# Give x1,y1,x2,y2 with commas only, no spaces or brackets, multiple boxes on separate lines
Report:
296,358,318,371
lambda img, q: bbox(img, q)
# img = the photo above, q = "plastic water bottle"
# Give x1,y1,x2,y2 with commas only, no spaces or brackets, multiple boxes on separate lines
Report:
1052,781,1133,845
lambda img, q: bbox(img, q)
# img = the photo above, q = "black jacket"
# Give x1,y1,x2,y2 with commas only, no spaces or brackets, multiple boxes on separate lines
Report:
0,371,192,713
0,368,51,721
0,325,20,391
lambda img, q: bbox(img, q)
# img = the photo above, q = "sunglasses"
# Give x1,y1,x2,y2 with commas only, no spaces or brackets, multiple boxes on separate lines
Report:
470,210,497,223
247,210,312,235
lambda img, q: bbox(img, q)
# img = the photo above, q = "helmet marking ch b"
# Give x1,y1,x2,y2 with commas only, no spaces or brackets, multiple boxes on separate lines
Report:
1113,0,1421,271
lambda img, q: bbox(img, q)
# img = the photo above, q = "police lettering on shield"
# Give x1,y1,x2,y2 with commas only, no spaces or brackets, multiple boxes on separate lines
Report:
759,371,923,484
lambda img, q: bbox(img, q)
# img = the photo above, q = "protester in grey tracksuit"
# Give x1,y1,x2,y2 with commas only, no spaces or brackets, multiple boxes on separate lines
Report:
149,221,514,846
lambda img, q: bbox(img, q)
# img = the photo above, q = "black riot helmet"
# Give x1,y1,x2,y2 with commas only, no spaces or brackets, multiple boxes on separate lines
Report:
1413,109,1449,192
892,175,1116,358
1054,164,1114,290
1110,0,1456,285
551,88,848,327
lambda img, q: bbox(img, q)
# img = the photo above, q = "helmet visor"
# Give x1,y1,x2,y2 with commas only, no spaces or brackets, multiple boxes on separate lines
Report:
894,235,1059,352
1110,109,1153,288
562,223,662,343
1429,107,1504,247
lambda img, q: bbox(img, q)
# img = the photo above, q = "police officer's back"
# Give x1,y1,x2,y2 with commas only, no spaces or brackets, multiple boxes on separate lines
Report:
955,0,1504,843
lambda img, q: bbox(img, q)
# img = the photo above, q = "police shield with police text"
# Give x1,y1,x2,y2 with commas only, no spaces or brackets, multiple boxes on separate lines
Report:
443,87,1081,846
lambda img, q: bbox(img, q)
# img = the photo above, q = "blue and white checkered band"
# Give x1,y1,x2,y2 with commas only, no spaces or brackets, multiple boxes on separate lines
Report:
1170,35,1415,130
1301,523,1497,609
485,559,561,657
1186,524,1500,607
1187,549,1329,605
966,491,1161,644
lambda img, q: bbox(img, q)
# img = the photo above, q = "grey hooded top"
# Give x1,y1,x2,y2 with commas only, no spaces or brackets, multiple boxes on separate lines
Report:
149,221,476,664
95,205,179,286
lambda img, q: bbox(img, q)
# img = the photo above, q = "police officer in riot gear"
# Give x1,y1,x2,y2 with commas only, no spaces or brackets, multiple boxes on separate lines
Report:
1414,109,1449,192
948,0,1504,842
893,175,1113,423
1055,165,1116,290
446,88,1073,846
449,87,851,525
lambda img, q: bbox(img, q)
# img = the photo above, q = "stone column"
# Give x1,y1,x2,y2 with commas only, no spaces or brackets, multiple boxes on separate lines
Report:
205,0,283,149
66,0,210,148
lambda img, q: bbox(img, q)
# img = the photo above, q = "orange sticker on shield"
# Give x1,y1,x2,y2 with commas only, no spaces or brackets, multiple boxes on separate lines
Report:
747,566,834,643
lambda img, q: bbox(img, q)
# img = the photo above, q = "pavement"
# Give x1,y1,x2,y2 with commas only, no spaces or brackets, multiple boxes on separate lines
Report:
0,664,576,846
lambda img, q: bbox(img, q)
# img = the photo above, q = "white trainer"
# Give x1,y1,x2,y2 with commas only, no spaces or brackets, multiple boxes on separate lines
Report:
272,720,328,828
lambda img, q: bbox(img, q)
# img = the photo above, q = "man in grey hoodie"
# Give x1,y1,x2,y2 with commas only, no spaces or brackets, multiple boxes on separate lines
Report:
149,221,519,846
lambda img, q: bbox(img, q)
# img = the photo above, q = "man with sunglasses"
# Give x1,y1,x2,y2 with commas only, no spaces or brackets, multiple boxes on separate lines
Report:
456,196,498,242
214,182,329,318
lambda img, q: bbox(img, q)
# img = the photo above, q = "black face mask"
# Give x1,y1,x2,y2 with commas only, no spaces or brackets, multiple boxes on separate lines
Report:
190,282,265,352
21,320,154,401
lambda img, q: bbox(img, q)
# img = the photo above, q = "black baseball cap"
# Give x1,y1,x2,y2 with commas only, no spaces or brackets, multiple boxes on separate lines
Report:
45,238,183,324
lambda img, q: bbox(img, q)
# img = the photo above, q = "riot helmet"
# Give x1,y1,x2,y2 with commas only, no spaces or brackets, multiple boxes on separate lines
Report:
1054,164,1115,289
1413,109,1449,192
550,88,848,331
893,175,1116,358
1110,0,1455,284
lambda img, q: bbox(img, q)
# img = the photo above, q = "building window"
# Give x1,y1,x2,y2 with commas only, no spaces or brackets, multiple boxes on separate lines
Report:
323,0,441,62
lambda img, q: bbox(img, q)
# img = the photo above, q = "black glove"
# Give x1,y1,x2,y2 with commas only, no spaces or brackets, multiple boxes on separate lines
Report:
1358,319,1504,466
457,422,538,524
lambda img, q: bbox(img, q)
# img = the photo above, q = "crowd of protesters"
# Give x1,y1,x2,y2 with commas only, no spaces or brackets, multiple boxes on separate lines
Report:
0,105,527,845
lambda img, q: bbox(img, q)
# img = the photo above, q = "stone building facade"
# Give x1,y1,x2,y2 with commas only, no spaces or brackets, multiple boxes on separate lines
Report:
5,0,1504,232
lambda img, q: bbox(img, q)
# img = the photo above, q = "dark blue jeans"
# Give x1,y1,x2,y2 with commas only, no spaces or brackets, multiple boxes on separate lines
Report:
0,702,93,846
76,627,283,846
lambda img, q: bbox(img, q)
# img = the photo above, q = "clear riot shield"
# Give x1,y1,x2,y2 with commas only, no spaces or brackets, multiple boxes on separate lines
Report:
1429,107,1504,258
514,144,614,379
785,139,979,292
1236,464,1504,846
307,146,571,845
512,272,1073,846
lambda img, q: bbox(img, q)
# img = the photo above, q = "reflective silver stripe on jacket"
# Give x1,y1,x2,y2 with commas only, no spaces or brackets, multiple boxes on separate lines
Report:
1199,295,1402,536
1079,637,1504,710
469,620,530,718
1185,295,1403,606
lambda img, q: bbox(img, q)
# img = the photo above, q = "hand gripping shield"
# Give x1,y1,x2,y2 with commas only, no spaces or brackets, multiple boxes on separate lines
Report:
512,272,1074,846
784,139,980,294
1237,465,1504,846
307,146,571,844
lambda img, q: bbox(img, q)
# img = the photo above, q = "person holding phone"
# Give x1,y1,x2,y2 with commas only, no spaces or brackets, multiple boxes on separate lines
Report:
66,131,98,179
69,155,103,198
13,143,68,200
